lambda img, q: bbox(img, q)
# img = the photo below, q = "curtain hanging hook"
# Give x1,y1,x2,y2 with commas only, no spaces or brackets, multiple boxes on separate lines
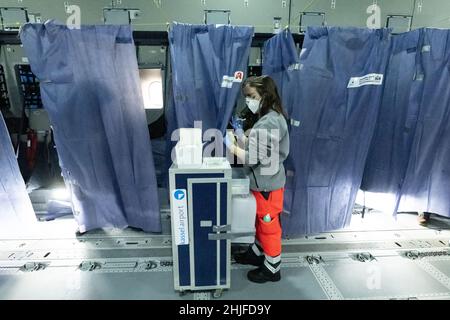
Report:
417,0,423,13
331,0,336,9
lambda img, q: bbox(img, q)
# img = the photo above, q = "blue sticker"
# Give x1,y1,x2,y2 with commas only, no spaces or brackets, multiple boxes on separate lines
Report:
174,189,185,200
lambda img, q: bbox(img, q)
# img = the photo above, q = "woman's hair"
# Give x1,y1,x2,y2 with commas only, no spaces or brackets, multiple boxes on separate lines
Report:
242,75,287,118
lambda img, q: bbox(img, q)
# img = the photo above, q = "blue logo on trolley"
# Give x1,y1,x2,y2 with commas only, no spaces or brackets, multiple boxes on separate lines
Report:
174,190,185,200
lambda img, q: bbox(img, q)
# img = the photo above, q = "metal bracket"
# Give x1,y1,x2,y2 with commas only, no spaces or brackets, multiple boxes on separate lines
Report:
350,252,376,262
194,291,211,300
213,289,223,299
305,255,323,265
208,232,254,241
153,0,162,8
403,250,420,260
212,225,231,232
79,261,102,271
331,0,336,9
159,260,173,267
403,250,450,260
143,260,158,270
64,2,71,13
103,261,138,269
20,262,47,272
417,0,423,13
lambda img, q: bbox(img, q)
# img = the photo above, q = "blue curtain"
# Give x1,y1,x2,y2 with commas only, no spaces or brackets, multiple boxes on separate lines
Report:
0,112,36,235
362,28,450,218
361,30,422,214
262,29,301,235
395,29,450,216
272,27,391,236
168,23,254,134
20,21,161,233
262,29,300,119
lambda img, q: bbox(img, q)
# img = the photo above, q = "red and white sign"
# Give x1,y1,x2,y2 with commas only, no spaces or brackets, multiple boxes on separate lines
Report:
221,71,245,88
234,71,244,82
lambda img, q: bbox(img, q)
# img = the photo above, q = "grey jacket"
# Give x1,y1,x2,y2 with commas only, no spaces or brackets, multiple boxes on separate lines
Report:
243,110,290,191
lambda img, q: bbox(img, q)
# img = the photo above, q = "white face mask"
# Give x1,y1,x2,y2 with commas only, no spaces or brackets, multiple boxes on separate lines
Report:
245,97,261,114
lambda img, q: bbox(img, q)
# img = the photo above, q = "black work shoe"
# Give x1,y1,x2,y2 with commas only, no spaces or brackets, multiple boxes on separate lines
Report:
247,266,281,283
233,249,264,266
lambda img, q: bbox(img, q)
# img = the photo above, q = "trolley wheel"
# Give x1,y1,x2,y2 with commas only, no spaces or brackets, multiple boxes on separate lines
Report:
179,290,188,297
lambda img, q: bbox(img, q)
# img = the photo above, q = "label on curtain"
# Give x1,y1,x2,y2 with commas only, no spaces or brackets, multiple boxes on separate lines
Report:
234,71,244,82
288,63,300,71
172,189,189,245
347,73,383,88
221,71,244,88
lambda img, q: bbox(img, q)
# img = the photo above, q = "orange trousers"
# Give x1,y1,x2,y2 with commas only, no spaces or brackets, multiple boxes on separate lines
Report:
252,188,284,257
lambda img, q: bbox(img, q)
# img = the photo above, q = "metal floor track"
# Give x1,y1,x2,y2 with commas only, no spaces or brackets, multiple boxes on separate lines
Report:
1,211,450,300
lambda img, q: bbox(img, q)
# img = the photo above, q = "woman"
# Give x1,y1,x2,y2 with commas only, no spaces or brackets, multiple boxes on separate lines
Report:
225,75,289,283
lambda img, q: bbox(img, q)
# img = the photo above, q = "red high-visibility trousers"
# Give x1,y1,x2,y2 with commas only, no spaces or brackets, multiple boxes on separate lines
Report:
252,188,284,257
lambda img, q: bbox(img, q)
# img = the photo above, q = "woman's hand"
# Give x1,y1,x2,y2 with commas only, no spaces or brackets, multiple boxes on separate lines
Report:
224,131,237,153
227,131,237,146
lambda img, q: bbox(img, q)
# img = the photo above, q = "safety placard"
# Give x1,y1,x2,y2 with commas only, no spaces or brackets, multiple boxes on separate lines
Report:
234,71,244,82
290,118,300,127
221,71,244,88
172,189,189,245
347,73,383,88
